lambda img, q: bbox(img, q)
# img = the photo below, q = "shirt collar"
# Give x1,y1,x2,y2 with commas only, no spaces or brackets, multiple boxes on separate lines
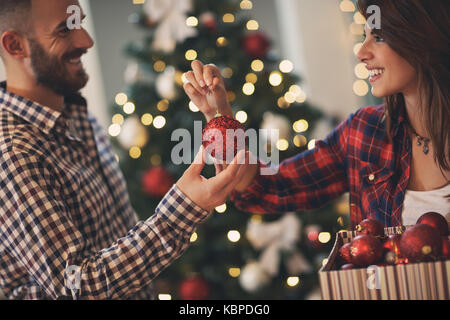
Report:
0,81,86,138
387,102,408,138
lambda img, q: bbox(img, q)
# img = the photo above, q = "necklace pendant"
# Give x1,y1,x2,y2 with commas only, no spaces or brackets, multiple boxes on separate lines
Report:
416,140,422,146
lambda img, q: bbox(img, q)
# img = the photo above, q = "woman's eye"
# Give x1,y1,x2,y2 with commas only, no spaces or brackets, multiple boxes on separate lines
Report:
374,35,385,42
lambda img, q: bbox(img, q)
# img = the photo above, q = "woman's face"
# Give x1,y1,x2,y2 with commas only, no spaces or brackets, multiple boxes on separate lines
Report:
357,24,418,98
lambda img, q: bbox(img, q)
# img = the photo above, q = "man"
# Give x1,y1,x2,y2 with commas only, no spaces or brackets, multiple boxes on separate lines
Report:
0,0,248,299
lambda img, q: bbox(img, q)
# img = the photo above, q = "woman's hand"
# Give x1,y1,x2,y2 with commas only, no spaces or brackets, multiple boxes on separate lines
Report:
183,60,233,122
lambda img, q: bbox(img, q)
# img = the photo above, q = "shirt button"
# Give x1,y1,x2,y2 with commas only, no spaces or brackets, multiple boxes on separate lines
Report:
368,174,375,181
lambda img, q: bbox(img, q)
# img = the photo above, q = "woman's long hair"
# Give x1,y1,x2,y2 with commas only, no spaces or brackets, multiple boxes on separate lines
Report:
357,0,450,172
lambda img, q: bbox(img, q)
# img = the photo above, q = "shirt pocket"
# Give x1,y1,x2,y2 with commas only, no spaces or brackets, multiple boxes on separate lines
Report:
360,164,395,217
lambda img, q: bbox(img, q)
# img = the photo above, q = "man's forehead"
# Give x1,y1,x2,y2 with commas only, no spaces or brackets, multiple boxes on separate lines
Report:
31,0,82,31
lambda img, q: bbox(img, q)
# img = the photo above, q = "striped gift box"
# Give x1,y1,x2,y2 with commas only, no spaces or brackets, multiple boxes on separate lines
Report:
319,227,450,300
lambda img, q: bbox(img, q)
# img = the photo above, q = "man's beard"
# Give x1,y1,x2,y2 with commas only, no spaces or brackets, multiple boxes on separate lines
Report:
28,38,89,97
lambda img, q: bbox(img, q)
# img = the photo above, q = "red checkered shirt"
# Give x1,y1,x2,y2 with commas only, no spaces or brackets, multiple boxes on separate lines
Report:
231,104,426,228
0,83,210,300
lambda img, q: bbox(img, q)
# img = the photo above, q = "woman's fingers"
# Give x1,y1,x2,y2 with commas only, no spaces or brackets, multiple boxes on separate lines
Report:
185,71,207,95
191,60,207,89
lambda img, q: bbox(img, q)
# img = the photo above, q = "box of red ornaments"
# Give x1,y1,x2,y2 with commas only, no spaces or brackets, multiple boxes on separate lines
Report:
319,212,450,300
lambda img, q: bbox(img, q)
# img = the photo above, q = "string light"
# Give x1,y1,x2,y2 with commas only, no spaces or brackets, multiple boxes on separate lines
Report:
115,93,128,106
157,99,169,112
123,102,135,114
235,111,248,124
240,0,253,10
153,60,166,72
150,154,162,166
153,115,166,129
108,124,121,137
190,232,198,242
216,36,228,47
141,113,153,126
353,42,363,55
322,258,329,267
227,91,236,102
158,294,172,300
185,49,198,61
227,230,240,242
251,59,264,72
339,0,355,12
269,71,283,86
186,16,198,27
307,139,316,150
215,204,227,213
223,13,235,23
353,79,369,96
129,146,142,159
287,276,300,287
242,82,255,95
246,20,259,30
228,267,241,278
245,73,258,84
293,119,309,133
112,114,124,125
354,63,369,79
293,135,307,148
353,12,366,24
276,139,289,151
221,67,233,78
318,232,332,244
279,60,294,73
284,92,296,104
277,97,290,109
181,72,189,84
189,101,199,112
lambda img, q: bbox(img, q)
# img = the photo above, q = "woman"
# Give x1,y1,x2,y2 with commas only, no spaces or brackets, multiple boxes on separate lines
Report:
183,0,450,228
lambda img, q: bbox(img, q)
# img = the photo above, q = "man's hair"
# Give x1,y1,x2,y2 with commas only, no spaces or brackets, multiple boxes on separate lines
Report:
0,0,32,58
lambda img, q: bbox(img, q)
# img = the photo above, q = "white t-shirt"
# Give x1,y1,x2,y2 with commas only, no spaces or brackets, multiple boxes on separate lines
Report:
401,183,450,226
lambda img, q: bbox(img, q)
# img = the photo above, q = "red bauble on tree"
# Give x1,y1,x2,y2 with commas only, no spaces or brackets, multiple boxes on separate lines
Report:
202,115,245,161
349,235,383,267
178,275,210,300
200,12,217,33
141,166,174,198
416,212,449,236
356,218,385,237
399,224,442,263
241,32,270,59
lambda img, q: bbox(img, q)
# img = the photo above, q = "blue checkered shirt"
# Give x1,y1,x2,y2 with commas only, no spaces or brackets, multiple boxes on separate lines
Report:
0,82,210,299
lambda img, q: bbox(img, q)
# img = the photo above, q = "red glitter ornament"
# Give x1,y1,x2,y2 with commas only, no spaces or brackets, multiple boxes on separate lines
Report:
202,115,245,161
355,218,385,237
349,235,383,267
178,275,210,300
416,212,449,236
399,224,442,263
241,32,270,59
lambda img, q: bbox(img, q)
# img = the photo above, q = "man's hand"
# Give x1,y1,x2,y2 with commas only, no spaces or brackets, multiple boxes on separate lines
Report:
176,146,249,212
183,60,233,122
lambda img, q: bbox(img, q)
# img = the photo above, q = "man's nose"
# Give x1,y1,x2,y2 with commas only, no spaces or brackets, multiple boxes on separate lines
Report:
74,28,94,50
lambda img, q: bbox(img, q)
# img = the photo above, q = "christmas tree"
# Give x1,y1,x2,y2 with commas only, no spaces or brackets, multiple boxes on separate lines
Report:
107,0,350,300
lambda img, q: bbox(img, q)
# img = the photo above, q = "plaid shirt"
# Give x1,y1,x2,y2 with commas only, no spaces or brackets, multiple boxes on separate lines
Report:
0,82,210,300
231,104,422,228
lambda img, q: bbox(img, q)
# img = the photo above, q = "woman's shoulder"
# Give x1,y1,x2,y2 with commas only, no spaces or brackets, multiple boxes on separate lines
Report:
352,104,386,123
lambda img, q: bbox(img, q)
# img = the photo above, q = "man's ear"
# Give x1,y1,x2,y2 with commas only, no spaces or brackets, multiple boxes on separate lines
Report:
1,31,29,60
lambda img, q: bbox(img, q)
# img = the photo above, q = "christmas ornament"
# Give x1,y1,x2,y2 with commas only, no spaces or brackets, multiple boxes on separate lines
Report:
241,32,270,59
355,218,385,237
141,166,174,198
340,264,355,270
416,212,449,236
202,115,245,161
155,66,178,100
178,275,210,300
338,243,352,264
442,237,450,260
260,112,291,146
118,116,149,149
349,235,383,267
239,261,270,293
144,0,197,53
382,234,402,264
399,224,442,263
199,12,217,33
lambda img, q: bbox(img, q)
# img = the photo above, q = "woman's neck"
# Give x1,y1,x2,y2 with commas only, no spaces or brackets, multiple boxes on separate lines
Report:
403,89,428,138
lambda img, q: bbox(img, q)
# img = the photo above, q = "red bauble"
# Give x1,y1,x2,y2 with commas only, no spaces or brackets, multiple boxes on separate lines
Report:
339,243,352,264
416,212,449,236
399,224,442,262
341,264,355,270
200,12,217,33
241,32,270,59
349,235,383,267
202,115,245,161
356,218,385,237
442,237,450,260
179,276,210,300
141,166,174,198
382,234,402,264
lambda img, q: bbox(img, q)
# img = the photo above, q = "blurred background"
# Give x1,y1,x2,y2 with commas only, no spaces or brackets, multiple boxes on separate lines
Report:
0,0,382,300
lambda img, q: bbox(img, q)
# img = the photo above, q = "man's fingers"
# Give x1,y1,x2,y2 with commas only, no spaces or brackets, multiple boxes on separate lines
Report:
191,60,206,88
214,159,224,175
208,150,246,191
187,145,206,176
183,83,203,100
223,152,250,195
204,65,219,87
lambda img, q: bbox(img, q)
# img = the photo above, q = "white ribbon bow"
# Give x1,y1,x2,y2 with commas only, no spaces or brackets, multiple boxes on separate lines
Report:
144,0,198,53
246,212,312,276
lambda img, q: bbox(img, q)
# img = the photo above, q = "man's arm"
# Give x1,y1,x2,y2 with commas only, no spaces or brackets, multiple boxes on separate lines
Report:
0,147,248,299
